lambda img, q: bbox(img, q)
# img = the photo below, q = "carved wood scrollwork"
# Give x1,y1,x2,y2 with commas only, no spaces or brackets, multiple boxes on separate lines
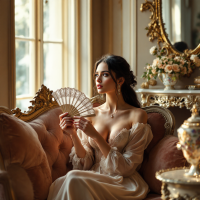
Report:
10,85,59,122
141,94,200,111
140,0,164,49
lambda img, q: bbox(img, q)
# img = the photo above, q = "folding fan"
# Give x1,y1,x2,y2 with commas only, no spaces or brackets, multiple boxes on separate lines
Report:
52,87,96,117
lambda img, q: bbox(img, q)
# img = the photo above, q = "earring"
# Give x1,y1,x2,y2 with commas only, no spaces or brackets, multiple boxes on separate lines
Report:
118,84,120,95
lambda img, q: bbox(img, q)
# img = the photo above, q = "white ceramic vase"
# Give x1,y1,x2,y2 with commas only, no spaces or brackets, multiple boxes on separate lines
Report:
158,73,179,90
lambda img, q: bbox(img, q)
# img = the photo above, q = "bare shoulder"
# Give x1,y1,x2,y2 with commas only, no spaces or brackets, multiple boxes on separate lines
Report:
130,107,147,124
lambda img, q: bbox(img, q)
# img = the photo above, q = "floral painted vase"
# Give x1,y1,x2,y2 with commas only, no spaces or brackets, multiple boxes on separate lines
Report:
158,73,179,90
177,104,200,176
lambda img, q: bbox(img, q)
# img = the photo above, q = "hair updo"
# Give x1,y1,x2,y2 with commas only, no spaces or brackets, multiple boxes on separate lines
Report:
94,54,141,108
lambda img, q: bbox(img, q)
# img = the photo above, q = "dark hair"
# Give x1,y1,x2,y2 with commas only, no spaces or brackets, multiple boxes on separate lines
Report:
174,41,188,53
93,54,141,108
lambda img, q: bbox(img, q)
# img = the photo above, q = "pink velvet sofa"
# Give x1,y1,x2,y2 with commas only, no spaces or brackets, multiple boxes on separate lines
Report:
0,85,188,200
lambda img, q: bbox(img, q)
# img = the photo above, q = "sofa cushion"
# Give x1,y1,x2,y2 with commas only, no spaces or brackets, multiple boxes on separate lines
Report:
146,112,166,153
0,108,73,200
7,163,34,200
28,108,73,182
139,135,188,194
0,113,51,200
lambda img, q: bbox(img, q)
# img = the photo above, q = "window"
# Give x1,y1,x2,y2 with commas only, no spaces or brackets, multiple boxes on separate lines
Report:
15,0,64,111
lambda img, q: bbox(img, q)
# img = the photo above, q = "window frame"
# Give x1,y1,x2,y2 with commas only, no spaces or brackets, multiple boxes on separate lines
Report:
15,0,65,109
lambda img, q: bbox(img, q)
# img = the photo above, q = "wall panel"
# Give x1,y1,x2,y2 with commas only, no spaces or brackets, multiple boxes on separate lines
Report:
0,0,15,109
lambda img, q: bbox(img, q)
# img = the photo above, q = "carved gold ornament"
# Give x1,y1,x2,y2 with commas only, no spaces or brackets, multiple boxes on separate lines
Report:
140,0,200,75
148,79,157,86
0,84,59,122
139,92,200,111
141,79,157,89
141,82,149,89
140,0,164,49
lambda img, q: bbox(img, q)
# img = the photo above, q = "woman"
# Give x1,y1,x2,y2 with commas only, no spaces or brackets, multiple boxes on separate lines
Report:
47,55,153,200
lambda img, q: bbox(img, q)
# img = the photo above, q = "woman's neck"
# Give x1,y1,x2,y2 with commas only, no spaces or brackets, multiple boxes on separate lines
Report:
105,92,126,112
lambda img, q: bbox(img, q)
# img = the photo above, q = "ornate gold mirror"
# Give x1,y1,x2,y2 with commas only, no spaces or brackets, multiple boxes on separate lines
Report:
140,0,200,56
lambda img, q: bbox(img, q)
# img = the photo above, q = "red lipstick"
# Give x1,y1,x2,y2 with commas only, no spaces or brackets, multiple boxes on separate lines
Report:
97,85,103,89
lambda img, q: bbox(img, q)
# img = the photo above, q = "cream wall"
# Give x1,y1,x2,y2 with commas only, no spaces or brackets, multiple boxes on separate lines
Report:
0,0,15,110
0,0,10,108
93,0,136,75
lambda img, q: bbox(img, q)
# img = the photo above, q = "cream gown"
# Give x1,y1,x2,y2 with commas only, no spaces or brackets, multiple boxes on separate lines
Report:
47,123,153,200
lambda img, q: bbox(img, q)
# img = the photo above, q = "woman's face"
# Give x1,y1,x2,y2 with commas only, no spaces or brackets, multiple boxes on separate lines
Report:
95,62,117,94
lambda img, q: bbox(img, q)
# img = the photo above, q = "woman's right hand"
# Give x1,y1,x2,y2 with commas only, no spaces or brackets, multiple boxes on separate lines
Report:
59,112,76,136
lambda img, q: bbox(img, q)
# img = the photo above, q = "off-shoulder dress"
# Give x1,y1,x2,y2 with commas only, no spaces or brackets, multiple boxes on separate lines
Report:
47,123,153,200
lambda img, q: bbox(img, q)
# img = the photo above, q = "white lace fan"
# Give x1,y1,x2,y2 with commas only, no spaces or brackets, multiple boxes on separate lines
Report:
52,87,96,117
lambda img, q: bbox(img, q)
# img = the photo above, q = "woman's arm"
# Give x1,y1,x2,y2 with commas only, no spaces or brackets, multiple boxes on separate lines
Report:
99,123,153,177
60,113,94,169
98,109,151,176
59,113,86,159
70,134,86,159
73,116,111,158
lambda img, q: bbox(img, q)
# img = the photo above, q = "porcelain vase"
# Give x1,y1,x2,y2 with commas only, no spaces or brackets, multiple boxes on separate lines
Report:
158,73,179,90
177,104,200,176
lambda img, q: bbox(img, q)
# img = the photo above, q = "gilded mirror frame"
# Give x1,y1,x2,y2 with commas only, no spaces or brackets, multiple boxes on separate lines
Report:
140,0,200,57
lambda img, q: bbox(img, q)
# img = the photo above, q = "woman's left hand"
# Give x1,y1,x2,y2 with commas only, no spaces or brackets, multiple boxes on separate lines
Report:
73,116,98,139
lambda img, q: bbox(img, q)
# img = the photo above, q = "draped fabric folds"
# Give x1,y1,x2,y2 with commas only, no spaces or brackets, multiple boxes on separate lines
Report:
48,123,153,200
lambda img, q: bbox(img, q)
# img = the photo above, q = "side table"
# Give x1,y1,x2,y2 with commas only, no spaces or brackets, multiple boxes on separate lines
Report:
136,89,200,111
156,168,200,200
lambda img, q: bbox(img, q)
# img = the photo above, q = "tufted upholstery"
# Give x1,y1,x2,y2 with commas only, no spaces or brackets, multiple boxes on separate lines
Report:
28,108,73,182
0,107,73,200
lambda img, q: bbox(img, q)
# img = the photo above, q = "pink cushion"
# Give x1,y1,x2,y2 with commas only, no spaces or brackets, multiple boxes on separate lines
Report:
146,113,166,152
0,113,51,200
7,164,34,200
0,108,73,200
28,108,73,182
140,135,188,194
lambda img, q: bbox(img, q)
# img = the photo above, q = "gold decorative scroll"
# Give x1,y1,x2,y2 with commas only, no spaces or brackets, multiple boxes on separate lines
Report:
7,85,59,122
140,0,164,49
140,93,200,111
